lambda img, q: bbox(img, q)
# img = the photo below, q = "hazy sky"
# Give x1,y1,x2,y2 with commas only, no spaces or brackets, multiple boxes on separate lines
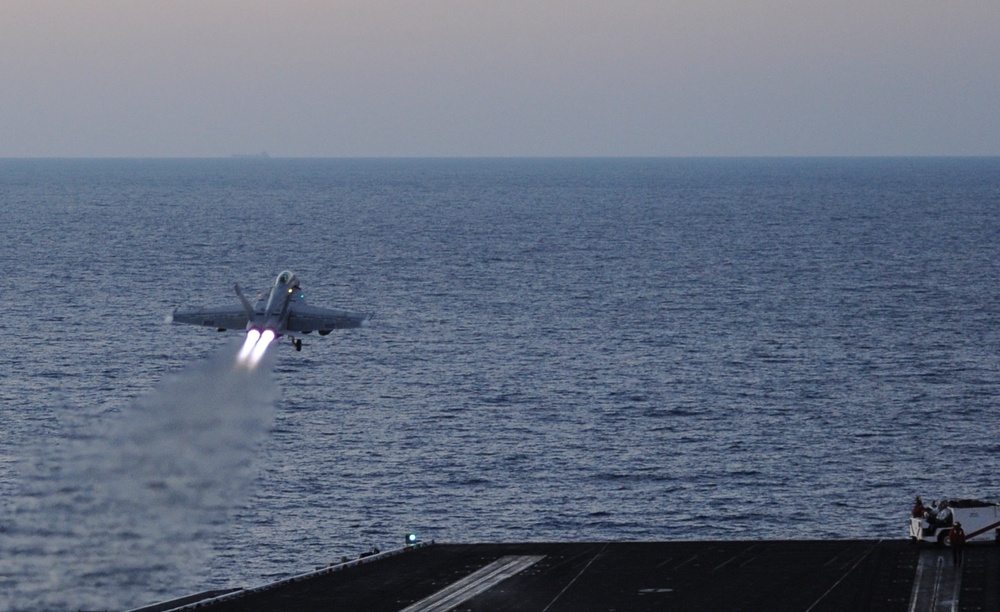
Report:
2,0,998,157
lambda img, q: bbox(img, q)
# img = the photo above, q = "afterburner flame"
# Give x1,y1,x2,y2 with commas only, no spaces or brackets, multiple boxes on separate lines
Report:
236,329,275,370
249,330,275,366
237,329,262,363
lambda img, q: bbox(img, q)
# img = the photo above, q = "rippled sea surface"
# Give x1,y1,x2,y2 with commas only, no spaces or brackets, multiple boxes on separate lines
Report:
1,158,998,610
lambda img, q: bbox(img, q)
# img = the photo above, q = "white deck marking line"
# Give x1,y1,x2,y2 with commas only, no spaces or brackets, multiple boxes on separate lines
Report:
400,555,545,612
908,550,962,612
541,543,607,612
908,552,927,612
804,540,880,612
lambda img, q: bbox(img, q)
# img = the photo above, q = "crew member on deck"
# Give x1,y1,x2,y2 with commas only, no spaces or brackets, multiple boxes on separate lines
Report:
936,501,953,527
911,496,925,518
949,522,966,566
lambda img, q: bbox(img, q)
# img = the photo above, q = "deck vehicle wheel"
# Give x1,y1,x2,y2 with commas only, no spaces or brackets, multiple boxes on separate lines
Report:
937,531,950,547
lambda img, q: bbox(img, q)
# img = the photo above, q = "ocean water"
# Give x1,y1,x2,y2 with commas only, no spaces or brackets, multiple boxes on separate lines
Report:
1,157,998,610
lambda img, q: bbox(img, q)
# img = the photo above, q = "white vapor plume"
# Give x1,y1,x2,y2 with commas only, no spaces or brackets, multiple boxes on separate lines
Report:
5,343,279,611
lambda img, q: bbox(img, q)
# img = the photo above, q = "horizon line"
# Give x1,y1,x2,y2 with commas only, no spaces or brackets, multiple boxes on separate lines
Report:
1,154,998,161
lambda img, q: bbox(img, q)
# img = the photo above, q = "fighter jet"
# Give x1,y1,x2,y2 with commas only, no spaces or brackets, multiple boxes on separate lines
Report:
169,270,370,364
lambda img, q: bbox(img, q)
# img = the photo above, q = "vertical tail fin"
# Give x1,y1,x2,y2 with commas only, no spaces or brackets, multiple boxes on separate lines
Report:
234,284,256,321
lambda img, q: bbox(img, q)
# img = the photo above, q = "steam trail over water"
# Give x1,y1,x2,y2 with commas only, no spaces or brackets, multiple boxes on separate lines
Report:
2,345,278,611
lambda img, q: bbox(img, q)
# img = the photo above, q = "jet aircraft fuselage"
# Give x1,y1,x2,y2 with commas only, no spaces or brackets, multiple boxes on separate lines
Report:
170,270,370,355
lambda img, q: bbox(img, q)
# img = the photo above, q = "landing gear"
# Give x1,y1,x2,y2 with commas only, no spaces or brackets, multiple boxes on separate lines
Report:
293,338,303,352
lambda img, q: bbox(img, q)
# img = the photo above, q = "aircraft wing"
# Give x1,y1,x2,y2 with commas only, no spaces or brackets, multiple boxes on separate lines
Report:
286,302,370,333
170,306,250,331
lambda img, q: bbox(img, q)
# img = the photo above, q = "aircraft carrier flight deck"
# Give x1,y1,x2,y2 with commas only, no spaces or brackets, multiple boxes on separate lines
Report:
133,539,1000,612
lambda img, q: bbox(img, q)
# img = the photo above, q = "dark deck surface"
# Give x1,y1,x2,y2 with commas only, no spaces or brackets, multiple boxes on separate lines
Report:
145,540,1000,612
